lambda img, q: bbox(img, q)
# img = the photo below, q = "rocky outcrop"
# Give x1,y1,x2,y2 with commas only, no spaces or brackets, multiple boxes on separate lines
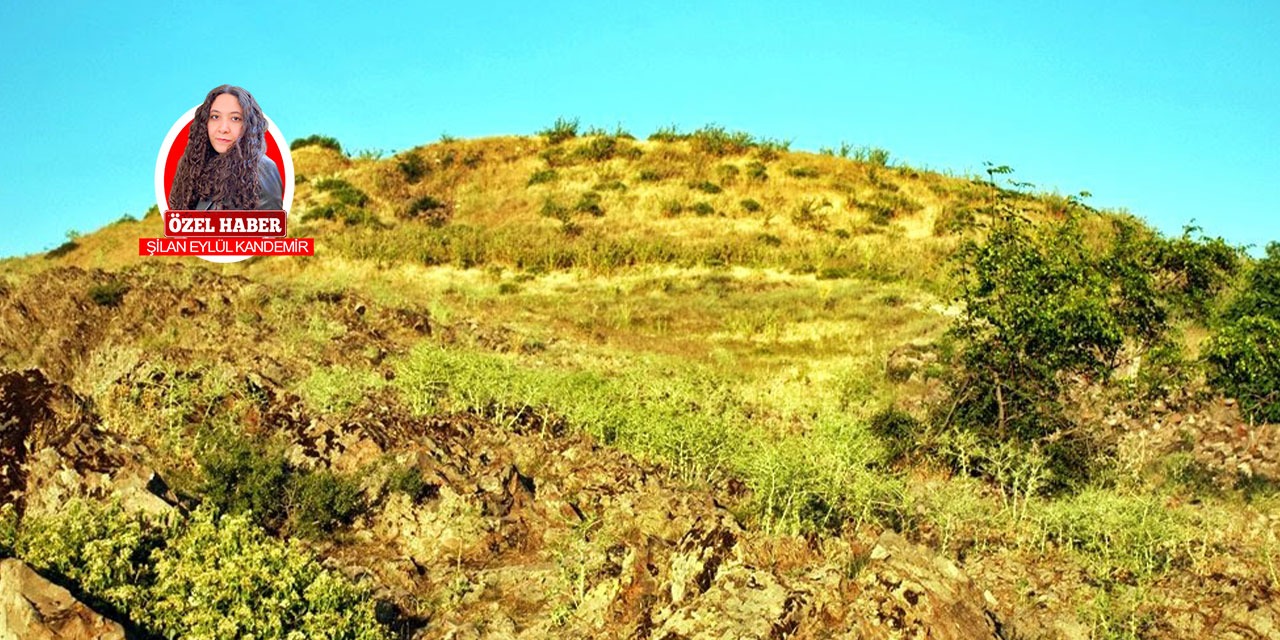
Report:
0,558,125,639
0,369,175,518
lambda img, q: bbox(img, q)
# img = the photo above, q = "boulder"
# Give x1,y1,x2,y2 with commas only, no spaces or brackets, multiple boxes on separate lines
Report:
0,558,125,639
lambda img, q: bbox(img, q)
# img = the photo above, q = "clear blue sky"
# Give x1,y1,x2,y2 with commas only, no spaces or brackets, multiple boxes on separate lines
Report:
2,1,1276,258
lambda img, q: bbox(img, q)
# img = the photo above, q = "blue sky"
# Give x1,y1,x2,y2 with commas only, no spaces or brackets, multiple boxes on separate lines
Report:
1,1,1276,258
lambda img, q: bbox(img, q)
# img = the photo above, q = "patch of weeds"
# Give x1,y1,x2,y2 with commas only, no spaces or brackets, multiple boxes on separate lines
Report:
791,198,830,231
541,197,570,222
716,164,740,184
593,179,627,191
403,195,452,227
787,165,820,179
746,161,768,182
386,464,435,502
574,192,605,217
756,233,782,247
1034,489,1192,581
689,124,755,157
198,431,291,531
540,117,580,145
296,364,385,415
397,152,428,183
288,469,364,538
755,139,790,161
934,204,977,235
48,239,80,258
303,178,375,226
691,201,716,217
636,169,664,182
688,180,723,194
89,280,131,307
526,168,557,186
648,125,684,142
740,198,763,213
660,199,686,218
290,134,342,153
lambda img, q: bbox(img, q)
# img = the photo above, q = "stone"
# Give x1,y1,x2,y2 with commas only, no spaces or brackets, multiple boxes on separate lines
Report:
0,558,125,639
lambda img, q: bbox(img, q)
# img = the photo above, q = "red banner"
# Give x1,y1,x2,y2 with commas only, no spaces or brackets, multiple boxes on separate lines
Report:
163,210,288,237
139,238,314,256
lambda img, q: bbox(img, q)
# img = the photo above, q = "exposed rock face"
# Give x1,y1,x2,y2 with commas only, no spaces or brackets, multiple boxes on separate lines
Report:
0,558,125,640
852,532,1002,640
0,369,174,518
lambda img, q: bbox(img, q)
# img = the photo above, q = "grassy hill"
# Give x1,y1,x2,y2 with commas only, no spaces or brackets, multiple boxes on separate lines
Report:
1,122,1277,638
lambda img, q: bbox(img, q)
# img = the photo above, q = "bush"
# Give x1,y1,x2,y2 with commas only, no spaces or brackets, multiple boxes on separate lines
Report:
288,469,364,538
198,432,290,531
942,211,1171,490
691,201,715,217
303,178,376,226
540,117,579,145
660,199,685,218
14,500,390,639
688,180,722,194
397,152,428,183
404,195,451,227
740,198,762,213
689,125,755,157
574,192,604,217
746,161,768,182
648,125,684,143
787,165,820,179
1204,316,1280,423
527,168,558,186
89,280,130,307
290,134,343,153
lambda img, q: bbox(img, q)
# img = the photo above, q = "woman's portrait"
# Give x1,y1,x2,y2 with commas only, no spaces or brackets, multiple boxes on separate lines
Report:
167,85,284,211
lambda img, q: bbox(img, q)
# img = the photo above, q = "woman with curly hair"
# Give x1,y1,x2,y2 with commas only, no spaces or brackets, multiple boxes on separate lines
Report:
168,85,283,211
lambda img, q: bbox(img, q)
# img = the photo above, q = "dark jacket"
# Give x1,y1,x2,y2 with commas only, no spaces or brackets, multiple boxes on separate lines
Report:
195,155,284,211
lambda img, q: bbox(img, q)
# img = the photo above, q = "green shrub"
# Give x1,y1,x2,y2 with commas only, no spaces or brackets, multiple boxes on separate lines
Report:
689,180,722,194
527,168,558,186
943,211,1171,490
716,164,740,184
691,201,715,217
540,117,580,145
787,165,820,179
288,469,364,538
297,364,385,415
571,135,626,162
689,125,755,157
386,464,434,502
397,152,428,183
740,198,762,213
290,134,343,153
89,280,130,307
869,407,922,462
1204,315,1280,422
637,168,664,182
660,199,685,218
1035,489,1191,580
15,500,389,638
574,192,604,217
541,197,570,222
648,125,684,142
746,161,768,182
404,195,451,227
1152,228,1240,320
198,432,291,531
304,178,376,226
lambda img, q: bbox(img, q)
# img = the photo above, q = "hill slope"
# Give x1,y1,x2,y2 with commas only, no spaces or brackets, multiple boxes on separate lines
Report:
1,127,1277,639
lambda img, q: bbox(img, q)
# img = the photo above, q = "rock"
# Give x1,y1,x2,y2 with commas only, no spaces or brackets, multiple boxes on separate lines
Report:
852,532,1002,640
0,369,175,519
0,558,126,639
